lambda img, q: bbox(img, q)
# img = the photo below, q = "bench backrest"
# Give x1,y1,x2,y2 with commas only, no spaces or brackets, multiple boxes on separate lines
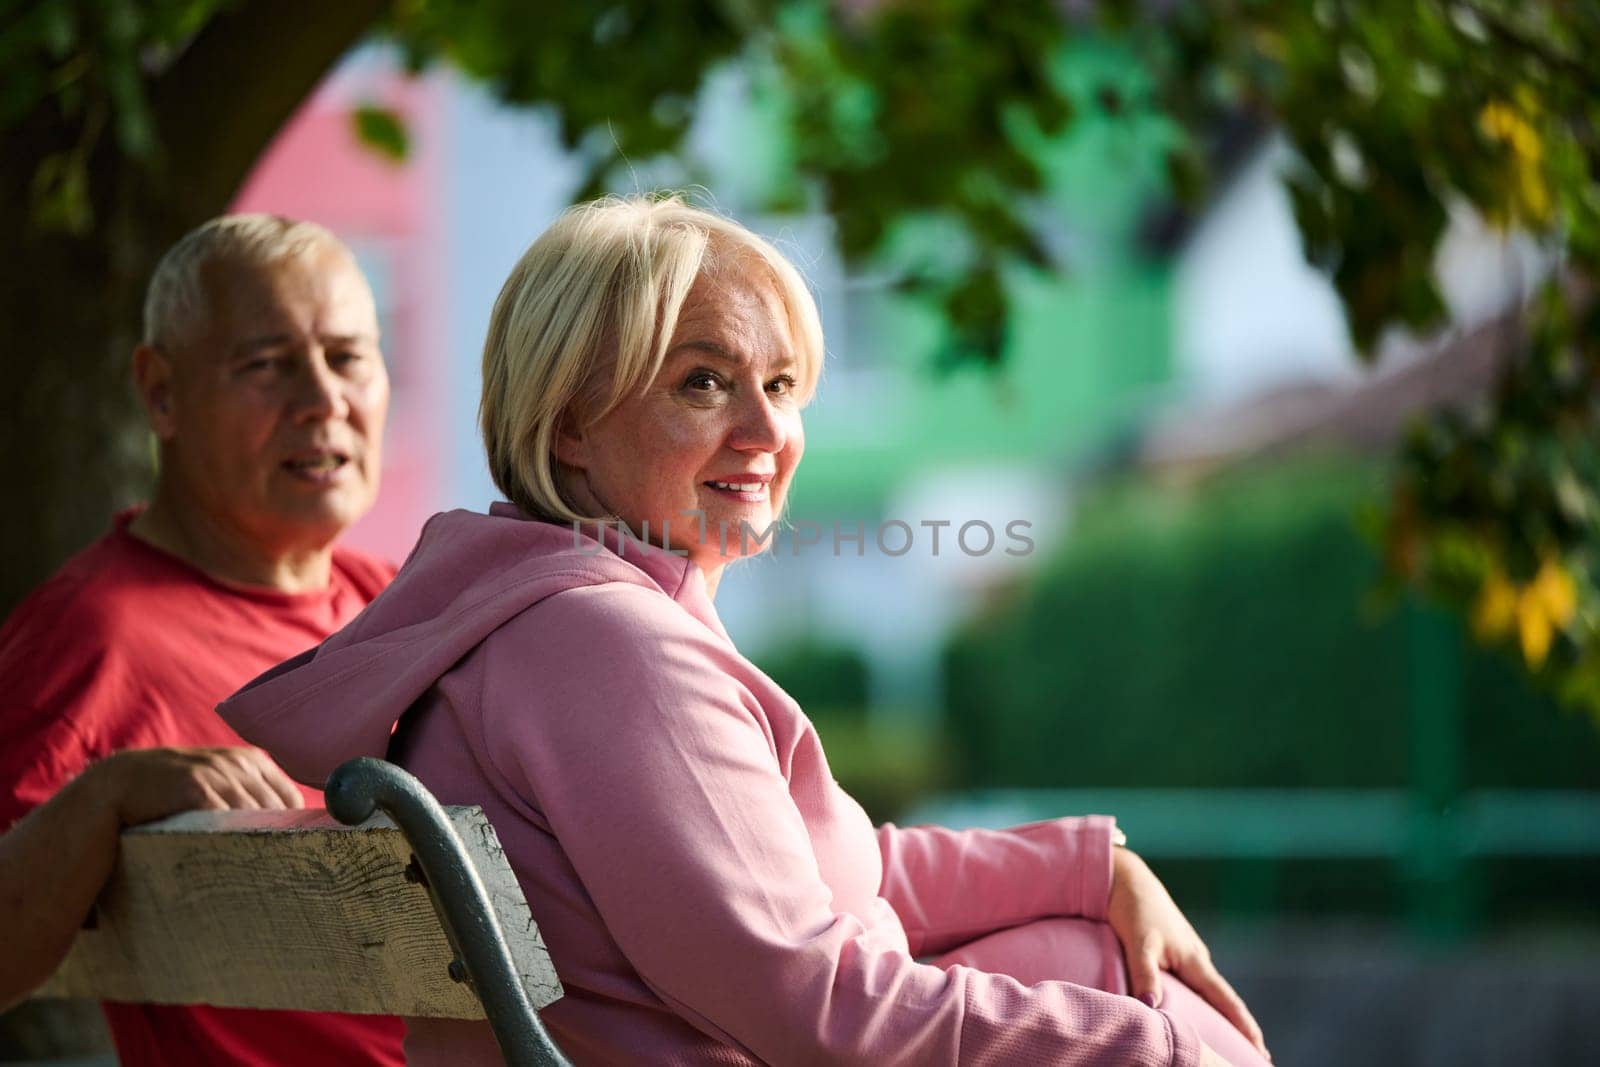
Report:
36,805,562,1019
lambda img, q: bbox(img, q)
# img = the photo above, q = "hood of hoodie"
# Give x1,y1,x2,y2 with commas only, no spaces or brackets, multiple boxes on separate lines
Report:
219,503,724,788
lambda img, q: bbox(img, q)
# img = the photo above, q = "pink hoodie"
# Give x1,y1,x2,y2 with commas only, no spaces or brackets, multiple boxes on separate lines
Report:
221,504,1202,1066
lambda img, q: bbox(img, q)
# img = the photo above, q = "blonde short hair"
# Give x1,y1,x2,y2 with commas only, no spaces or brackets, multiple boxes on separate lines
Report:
481,195,824,524
143,214,351,349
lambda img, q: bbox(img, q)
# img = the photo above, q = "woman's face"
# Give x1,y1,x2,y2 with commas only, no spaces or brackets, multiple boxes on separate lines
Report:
557,262,807,579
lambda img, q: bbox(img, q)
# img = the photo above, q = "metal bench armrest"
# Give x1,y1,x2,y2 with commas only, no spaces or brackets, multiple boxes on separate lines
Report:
326,757,569,1067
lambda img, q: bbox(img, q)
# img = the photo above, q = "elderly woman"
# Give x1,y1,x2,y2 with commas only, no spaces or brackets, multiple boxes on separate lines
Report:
223,197,1270,1067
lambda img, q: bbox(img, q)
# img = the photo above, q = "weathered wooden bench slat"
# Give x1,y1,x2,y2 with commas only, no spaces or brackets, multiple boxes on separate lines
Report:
35,805,562,1019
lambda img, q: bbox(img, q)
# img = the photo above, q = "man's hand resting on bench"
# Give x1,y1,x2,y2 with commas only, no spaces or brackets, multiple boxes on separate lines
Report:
94,746,304,827
0,746,303,1009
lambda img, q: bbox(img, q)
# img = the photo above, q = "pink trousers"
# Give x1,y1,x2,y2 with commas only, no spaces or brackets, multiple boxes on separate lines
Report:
932,917,1270,1066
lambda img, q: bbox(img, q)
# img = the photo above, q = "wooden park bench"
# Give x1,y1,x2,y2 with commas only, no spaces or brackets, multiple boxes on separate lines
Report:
32,757,571,1066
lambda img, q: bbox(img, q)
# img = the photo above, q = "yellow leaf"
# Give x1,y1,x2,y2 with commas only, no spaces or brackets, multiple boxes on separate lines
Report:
1529,558,1577,626
1517,161,1553,224
1518,595,1553,668
1479,99,1551,226
1473,569,1518,639
1479,101,1523,143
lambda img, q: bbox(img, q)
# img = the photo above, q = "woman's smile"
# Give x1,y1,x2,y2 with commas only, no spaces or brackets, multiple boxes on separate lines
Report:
702,474,773,503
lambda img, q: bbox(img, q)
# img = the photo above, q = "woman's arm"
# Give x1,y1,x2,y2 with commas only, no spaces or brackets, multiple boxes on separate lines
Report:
875,817,1116,956
878,822,1270,1060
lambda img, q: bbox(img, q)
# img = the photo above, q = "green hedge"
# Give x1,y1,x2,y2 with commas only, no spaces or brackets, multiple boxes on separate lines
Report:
754,639,871,714
944,457,1600,792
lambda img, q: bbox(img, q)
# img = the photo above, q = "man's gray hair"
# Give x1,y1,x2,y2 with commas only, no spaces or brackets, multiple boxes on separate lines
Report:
142,214,348,348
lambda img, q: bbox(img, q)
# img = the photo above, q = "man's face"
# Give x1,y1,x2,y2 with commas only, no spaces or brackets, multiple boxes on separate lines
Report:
151,246,388,555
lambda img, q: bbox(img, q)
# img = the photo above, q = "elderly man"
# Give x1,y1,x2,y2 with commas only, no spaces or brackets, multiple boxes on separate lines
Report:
0,215,404,1065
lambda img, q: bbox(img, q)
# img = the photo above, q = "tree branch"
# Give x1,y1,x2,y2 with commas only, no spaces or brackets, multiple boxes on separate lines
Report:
147,0,391,224
1454,1,1600,97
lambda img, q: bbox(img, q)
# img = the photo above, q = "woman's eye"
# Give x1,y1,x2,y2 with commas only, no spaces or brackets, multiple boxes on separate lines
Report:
766,374,798,396
685,371,722,392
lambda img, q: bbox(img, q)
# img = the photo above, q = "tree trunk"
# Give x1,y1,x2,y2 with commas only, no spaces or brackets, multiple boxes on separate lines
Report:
0,143,174,614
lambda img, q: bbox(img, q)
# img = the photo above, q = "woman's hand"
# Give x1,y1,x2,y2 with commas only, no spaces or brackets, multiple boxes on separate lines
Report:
1108,846,1270,1061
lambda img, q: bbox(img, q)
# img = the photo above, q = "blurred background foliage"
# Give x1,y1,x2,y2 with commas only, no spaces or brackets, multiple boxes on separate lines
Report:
7,0,1600,713
945,456,1600,792
1125,0,1600,722
944,455,1600,920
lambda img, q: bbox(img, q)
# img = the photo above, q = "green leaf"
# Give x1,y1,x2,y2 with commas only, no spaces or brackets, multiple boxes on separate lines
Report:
30,151,92,235
351,104,410,163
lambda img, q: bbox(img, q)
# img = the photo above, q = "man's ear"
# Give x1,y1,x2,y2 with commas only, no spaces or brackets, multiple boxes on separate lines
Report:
132,344,178,440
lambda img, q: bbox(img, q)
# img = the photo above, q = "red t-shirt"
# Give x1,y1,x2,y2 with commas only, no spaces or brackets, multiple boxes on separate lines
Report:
0,511,405,1066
